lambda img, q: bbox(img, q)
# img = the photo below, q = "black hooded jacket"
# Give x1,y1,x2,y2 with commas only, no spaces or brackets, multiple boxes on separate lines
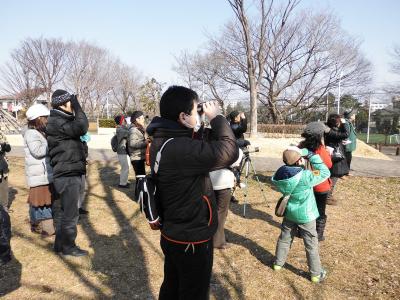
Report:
46,104,88,178
146,115,239,243
325,124,349,177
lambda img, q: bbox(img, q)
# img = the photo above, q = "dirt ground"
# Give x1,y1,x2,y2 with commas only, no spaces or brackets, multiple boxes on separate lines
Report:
1,157,399,299
247,138,391,160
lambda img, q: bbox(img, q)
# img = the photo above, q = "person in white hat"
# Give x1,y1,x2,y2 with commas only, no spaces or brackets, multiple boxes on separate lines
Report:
23,104,55,237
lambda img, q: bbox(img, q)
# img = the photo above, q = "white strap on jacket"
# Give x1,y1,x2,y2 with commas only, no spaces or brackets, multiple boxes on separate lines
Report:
153,138,174,174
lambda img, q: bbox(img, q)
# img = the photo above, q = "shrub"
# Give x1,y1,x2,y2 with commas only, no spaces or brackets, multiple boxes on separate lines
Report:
257,124,305,137
98,119,116,128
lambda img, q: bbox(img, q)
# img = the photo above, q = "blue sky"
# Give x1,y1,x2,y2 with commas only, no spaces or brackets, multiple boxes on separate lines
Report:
1,0,399,90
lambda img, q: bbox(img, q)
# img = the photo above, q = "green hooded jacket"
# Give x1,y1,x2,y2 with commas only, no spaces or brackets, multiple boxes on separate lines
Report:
271,154,330,224
344,121,357,152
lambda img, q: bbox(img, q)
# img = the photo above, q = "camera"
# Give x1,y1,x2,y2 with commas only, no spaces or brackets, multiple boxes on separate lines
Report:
242,146,260,156
197,101,214,114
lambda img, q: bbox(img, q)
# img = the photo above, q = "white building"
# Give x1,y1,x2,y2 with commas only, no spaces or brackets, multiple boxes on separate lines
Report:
370,103,389,112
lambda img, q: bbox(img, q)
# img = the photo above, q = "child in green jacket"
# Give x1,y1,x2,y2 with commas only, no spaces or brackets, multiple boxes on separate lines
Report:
271,146,330,283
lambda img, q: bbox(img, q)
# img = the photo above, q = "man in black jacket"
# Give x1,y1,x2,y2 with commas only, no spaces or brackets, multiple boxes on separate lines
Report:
46,89,89,257
146,86,238,299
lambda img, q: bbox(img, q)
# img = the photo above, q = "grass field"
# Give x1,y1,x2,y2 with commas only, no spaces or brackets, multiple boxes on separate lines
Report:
357,133,400,144
1,158,399,299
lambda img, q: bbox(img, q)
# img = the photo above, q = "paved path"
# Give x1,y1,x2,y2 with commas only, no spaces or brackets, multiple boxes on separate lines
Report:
9,146,400,177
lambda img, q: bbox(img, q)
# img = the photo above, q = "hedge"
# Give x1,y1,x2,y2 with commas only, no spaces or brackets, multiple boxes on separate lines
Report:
257,124,305,137
98,119,116,128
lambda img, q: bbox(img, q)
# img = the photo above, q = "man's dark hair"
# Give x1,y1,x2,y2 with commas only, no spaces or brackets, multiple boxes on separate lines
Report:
160,86,199,121
327,113,340,128
299,133,323,152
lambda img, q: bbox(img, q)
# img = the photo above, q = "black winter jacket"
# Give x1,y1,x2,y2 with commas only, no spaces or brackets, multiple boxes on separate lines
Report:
46,105,88,178
146,115,239,243
325,124,349,177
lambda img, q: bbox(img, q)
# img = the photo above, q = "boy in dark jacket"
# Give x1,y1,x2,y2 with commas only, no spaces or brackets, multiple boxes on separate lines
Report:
146,86,238,299
46,89,89,257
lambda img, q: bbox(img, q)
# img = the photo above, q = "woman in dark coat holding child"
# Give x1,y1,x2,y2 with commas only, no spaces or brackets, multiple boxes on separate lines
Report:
324,113,349,205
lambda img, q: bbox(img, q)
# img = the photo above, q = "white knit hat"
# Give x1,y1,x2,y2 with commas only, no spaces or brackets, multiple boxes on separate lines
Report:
26,104,50,121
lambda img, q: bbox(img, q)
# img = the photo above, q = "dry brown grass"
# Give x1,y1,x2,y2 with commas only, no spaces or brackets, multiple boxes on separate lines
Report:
1,157,399,299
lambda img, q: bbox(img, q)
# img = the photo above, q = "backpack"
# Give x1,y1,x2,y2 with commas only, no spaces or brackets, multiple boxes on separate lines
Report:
135,138,174,228
111,134,118,152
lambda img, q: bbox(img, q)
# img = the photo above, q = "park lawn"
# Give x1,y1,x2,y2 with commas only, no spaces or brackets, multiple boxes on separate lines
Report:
358,133,388,144
1,157,399,299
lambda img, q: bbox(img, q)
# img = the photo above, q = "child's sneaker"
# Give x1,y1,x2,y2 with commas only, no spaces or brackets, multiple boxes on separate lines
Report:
311,269,327,283
272,264,282,271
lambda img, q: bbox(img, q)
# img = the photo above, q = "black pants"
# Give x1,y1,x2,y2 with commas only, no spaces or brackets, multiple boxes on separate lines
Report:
0,205,11,264
315,192,328,219
53,176,84,252
159,237,213,300
131,159,146,176
345,151,352,170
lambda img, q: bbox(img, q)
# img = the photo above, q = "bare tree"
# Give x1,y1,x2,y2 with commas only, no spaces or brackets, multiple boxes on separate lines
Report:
137,78,163,117
258,12,371,123
11,37,68,102
385,44,400,95
174,50,236,110
110,62,142,114
0,55,42,107
211,0,299,132
64,41,115,118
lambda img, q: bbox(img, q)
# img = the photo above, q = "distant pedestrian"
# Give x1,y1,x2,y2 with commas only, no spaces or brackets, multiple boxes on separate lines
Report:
324,114,349,205
128,111,148,177
114,115,130,188
343,110,357,173
46,90,89,257
272,146,330,283
24,104,55,237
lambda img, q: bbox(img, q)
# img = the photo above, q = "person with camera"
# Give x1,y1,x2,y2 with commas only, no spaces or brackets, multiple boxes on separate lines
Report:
0,132,12,265
272,146,330,283
46,89,89,257
146,86,238,299
228,110,249,148
324,113,349,206
128,111,148,178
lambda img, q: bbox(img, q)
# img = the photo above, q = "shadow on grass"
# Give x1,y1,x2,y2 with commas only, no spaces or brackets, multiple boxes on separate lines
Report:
211,250,246,300
80,160,154,299
225,229,308,281
7,187,18,210
230,202,281,229
0,256,22,296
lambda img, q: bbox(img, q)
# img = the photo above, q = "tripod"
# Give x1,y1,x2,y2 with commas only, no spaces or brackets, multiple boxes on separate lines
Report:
233,147,269,217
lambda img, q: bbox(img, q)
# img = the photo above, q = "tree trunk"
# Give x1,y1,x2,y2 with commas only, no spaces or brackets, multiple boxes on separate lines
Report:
249,76,258,137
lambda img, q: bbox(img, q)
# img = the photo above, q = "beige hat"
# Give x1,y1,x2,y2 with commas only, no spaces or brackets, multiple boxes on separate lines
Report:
282,146,308,166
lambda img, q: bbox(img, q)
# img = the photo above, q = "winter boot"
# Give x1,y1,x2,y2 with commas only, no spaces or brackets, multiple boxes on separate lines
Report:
326,194,338,206
316,216,327,241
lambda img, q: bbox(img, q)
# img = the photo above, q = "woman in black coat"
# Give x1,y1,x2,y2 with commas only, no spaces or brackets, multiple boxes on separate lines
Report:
324,113,349,205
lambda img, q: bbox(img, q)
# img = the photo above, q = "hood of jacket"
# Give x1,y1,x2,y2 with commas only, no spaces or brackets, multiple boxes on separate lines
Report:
271,165,303,195
146,116,193,139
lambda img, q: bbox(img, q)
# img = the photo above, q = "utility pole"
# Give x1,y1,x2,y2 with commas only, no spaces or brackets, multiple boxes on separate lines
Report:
367,98,372,143
337,72,343,114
